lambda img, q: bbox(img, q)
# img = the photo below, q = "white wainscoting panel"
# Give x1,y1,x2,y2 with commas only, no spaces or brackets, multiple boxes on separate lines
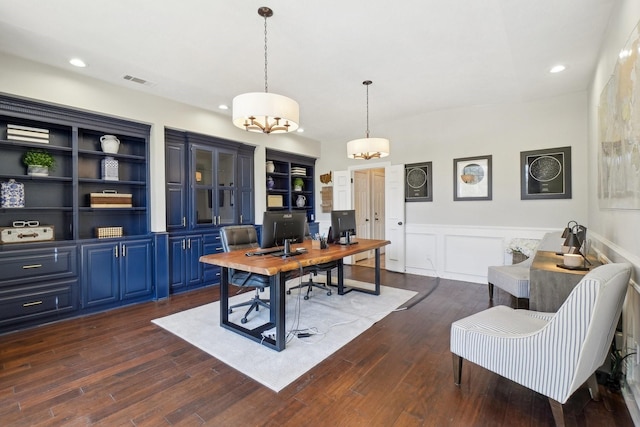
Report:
444,234,503,280
405,224,557,284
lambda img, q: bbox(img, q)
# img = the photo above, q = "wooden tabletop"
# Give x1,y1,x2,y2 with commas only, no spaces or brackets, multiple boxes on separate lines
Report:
200,238,390,276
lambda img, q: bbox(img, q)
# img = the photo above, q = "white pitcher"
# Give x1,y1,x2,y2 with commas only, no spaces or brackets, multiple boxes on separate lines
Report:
296,194,306,207
100,135,120,154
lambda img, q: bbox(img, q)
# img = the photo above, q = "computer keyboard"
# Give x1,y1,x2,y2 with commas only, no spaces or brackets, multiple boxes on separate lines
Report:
249,247,282,256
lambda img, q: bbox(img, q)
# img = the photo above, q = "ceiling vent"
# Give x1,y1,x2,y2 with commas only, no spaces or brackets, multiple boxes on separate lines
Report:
123,75,155,86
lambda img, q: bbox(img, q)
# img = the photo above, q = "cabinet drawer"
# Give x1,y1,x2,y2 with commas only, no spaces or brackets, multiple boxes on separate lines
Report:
0,279,77,325
0,246,76,285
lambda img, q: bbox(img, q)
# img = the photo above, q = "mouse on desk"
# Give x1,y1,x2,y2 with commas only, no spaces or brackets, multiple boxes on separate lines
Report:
245,252,254,256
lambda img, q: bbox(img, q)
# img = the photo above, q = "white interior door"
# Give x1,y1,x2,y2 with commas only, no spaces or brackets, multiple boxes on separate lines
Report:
372,168,386,251
385,164,405,272
353,169,371,262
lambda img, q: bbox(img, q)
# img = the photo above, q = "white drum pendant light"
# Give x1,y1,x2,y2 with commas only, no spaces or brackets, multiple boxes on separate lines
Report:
347,80,389,159
232,7,299,134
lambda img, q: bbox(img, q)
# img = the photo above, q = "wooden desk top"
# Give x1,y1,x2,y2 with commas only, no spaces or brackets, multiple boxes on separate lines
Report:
199,238,390,276
531,250,601,275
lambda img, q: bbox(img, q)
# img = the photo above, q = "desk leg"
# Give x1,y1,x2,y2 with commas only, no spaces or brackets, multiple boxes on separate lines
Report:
219,268,283,352
337,258,345,295
374,247,381,295
338,249,381,296
220,267,230,325
272,272,286,351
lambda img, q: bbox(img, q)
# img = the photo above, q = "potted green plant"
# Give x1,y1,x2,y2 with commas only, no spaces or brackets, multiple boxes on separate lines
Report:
23,149,55,177
604,339,636,392
293,177,304,191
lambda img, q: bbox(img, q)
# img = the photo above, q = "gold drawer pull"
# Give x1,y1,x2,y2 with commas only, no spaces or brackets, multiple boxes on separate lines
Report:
22,264,43,269
23,300,43,307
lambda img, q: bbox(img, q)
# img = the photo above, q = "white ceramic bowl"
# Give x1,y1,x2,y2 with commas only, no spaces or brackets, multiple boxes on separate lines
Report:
563,253,583,267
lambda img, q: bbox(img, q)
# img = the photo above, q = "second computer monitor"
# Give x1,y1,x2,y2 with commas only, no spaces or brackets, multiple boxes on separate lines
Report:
331,209,357,243
261,211,307,249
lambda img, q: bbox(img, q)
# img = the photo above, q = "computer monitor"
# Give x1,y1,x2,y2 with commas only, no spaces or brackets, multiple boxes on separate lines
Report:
330,209,357,244
260,211,306,250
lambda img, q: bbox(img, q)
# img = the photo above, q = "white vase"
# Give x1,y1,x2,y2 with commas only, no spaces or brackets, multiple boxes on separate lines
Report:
100,135,120,154
266,161,275,173
27,165,49,177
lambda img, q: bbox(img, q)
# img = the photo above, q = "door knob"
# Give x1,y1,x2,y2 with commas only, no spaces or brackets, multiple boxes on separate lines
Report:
398,221,403,225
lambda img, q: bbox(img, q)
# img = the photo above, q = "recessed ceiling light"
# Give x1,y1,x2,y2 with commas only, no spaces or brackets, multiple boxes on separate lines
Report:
296,128,304,133
69,58,87,68
549,65,566,73
218,104,229,110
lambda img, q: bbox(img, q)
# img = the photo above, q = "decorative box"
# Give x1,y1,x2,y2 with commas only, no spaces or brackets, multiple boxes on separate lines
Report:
1,179,25,208
101,156,119,181
1,225,54,244
96,226,123,239
89,191,133,208
267,195,283,208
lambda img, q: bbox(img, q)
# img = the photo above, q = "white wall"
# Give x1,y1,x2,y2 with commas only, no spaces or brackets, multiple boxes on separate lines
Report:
588,0,640,420
316,92,589,229
588,0,640,263
0,53,321,232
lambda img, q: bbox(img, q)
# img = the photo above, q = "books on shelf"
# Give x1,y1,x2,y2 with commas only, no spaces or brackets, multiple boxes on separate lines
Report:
291,167,307,176
7,124,49,144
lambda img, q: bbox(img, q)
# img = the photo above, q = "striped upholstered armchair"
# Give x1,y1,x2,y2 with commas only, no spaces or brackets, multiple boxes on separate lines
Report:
451,263,632,426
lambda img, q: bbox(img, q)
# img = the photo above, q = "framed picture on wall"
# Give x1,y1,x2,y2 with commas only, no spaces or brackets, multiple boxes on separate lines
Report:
520,146,571,200
405,162,433,202
453,155,492,201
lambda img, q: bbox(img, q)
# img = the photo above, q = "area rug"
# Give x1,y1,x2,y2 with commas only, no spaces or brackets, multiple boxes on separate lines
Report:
152,277,416,392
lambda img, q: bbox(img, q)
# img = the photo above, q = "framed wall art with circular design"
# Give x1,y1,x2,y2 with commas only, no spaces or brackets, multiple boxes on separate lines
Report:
405,161,433,202
520,146,572,200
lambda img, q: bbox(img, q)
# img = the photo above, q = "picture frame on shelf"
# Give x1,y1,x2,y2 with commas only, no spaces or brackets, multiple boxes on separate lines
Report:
405,161,433,202
520,146,571,200
453,155,492,201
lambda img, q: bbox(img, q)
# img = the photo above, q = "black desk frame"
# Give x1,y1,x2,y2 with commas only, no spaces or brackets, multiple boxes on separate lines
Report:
219,247,382,351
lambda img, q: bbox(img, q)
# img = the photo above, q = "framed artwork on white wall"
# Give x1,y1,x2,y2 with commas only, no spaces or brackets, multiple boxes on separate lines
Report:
453,155,492,201
405,161,433,202
520,146,572,200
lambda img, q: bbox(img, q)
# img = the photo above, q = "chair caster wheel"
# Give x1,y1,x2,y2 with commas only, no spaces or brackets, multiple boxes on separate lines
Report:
327,291,332,296
286,290,291,295
241,318,248,324
228,308,233,314
304,295,309,300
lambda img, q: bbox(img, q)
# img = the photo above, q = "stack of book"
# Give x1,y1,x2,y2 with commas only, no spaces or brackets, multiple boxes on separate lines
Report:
291,167,306,176
7,124,49,144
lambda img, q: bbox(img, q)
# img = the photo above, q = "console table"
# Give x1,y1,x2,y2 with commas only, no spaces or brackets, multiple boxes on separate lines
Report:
529,250,601,312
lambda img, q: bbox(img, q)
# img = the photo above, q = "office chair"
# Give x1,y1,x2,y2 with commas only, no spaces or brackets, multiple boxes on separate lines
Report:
220,225,271,324
287,223,336,300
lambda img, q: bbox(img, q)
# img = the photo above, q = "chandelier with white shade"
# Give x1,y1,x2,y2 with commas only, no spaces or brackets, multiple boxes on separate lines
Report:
347,80,390,160
232,7,299,134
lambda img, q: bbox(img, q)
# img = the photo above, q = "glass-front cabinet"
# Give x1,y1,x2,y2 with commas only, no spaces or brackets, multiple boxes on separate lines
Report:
165,128,254,294
192,146,236,227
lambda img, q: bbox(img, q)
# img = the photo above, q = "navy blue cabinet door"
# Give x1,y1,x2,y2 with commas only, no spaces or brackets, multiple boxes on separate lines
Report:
82,243,119,307
168,236,187,291
186,236,202,287
120,239,153,300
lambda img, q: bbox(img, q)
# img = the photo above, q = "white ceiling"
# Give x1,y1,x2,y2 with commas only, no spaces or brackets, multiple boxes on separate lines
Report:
0,0,614,143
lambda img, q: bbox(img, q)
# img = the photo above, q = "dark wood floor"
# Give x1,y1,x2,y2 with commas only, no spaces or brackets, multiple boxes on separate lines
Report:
0,266,633,426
